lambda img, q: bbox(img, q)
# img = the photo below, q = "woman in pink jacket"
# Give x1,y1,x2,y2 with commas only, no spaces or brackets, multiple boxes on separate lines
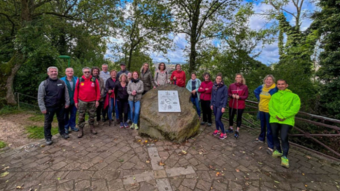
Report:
226,73,249,139
198,72,213,126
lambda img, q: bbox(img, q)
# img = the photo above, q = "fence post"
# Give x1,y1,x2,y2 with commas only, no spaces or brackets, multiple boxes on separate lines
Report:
17,93,20,110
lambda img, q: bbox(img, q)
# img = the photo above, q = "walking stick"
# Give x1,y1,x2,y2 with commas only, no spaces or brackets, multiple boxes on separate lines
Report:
235,93,239,139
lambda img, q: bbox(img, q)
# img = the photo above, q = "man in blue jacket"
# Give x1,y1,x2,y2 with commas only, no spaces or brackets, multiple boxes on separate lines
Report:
61,67,79,134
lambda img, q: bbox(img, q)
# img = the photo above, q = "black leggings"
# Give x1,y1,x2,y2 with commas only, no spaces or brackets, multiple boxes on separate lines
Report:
270,123,292,157
117,99,129,123
229,107,244,127
201,100,212,123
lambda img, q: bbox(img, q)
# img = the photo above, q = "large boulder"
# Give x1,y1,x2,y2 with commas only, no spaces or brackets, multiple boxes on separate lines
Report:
139,85,200,143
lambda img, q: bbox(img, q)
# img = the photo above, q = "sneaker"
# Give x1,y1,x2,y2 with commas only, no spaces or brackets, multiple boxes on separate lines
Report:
135,124,139,130
200,121,206,125
254,138,264,143
120,122,124,128
226,128,234,133
71,127,79,132
272,150,283,158
207,123,212,126
266,148,274,155
281,156,289,168
234,131,239,139
219,133,227,140
212,130,220,136
130,123,135,129
124,122,129,128
61,134,69,139
46,139,53,145
64,128,69,135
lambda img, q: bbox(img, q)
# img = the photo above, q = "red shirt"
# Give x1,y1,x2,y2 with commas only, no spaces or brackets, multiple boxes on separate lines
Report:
74,75,100,103
198,80,213,101
228,83,249,109
170,70,186,87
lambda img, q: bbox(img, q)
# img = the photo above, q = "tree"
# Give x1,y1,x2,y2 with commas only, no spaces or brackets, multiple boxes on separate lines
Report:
312,0,340,118
111,0,172,70
170,0,240,73
0,0,119,105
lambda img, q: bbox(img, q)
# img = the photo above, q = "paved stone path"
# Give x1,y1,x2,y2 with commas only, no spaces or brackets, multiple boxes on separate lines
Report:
0,122,340,191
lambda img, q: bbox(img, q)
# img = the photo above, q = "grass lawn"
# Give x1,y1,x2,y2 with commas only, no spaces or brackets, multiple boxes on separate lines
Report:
26,125,59,139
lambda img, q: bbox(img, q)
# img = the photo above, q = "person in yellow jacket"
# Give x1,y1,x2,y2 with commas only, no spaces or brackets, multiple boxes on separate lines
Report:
269,79,301,168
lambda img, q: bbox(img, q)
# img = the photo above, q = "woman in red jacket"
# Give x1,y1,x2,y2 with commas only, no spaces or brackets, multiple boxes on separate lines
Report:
226,73,249,139
198,72,213,126
170,64,186,87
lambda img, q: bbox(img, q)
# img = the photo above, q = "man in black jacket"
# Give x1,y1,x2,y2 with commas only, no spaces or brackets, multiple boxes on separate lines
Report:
38,66,70,145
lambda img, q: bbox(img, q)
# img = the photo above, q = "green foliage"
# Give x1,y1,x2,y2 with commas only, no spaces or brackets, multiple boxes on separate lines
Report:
26,125,58,139
0,141,6,149
0,105,21,115
312,0,340,119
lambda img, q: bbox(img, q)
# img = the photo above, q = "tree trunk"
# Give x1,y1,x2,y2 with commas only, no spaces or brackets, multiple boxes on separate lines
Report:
0,52,25,105
189,39,197,74
128,47,133,71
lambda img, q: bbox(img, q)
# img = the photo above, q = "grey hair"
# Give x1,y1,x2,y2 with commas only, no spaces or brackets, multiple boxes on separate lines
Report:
65,67,74,72
47,66,58,72
263,74,275,83
102,64,108,66
82,67,91,72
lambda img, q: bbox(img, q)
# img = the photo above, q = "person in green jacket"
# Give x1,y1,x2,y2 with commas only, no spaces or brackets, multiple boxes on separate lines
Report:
268,79,301,168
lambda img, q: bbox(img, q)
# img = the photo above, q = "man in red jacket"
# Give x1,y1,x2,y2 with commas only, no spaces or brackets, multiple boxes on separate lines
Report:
74,67,100,138
170,64,186,87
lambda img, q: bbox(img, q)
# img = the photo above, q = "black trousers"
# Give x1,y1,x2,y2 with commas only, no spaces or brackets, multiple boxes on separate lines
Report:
117,99,129,123
270,123,292,157
96,101,104,121
229,107,244,127
44,106,65,139
200,100,212,123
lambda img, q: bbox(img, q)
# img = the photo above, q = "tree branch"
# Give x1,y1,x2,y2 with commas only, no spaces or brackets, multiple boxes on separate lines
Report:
0,12,16,36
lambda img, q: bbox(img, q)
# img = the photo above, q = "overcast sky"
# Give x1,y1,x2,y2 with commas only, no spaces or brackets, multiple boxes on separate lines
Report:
105,0,317,65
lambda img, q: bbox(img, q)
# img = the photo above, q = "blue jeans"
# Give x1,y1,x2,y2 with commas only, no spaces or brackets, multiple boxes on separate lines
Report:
213,107,225,134
258,111,274,149
64,104,77,130
190,97,201,117
115,99,119,120
128,100,141,124
108,98,116,120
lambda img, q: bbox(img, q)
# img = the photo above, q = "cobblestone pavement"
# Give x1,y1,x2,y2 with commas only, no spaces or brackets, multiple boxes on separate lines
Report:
0,122,340,191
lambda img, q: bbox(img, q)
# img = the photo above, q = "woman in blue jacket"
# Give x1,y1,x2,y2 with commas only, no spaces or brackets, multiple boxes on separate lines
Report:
210,73,228,139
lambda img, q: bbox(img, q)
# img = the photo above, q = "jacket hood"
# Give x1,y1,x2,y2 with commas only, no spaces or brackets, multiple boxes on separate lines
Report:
263,83,276,90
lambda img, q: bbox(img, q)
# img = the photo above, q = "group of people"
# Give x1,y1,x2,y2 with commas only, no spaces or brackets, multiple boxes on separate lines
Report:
38,62,301,169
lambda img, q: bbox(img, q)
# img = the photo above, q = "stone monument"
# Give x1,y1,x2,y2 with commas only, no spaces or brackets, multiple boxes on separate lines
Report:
139,85,200,142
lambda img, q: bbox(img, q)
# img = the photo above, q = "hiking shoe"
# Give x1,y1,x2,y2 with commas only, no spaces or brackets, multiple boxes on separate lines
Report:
281,156,289,168
131,123,135,129
234,131,239,139
272,150,283,158
124,122,129,128
226,128,234,133
61,134,69,139
64,128,69,135
212,130,220,136
266,148,274,155
219,133,227,140
135,124,139,130
207,123,212,126
200,121,206,125
46,139,53,145
120,122,124,128
254,138,264,143
71,127,79,132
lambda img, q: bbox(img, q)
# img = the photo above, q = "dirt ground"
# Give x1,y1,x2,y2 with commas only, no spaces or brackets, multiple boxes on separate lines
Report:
0,113,57,148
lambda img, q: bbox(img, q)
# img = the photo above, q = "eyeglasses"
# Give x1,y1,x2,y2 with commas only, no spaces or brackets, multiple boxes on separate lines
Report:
84,71,90,73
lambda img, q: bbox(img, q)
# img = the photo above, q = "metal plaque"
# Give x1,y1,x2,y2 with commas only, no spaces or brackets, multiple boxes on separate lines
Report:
158,90,181,112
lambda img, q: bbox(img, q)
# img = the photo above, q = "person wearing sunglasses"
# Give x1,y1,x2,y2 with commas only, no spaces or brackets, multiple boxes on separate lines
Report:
74,67,101,138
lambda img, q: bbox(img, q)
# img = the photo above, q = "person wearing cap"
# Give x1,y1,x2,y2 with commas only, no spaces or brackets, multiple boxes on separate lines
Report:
116,62,130,81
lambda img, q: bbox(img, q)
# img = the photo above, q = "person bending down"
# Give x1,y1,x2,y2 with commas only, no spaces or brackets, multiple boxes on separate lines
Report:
269,79,301,168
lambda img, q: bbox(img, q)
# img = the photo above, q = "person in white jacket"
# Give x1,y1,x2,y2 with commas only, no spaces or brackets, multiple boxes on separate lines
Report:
186,72,202,118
